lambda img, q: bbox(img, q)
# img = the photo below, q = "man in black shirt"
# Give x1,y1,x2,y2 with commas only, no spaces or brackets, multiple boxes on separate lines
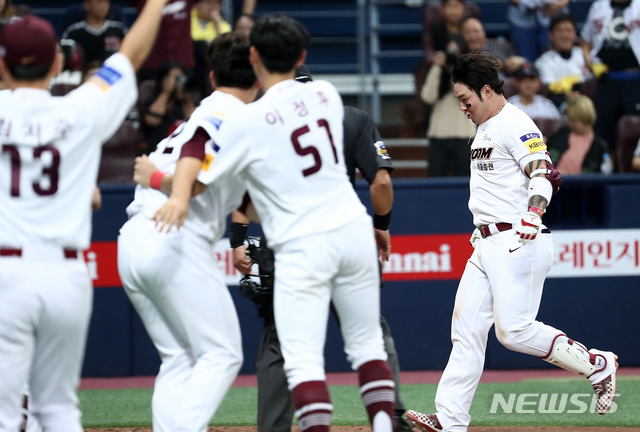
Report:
62,0,127,65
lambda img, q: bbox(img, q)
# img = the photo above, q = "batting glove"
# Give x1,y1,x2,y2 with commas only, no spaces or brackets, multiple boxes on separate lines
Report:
515,209,542,244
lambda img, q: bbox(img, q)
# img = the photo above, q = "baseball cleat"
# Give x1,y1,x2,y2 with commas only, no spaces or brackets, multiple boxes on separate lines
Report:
405,410,443,432
588,349,618,415
393,414,414,432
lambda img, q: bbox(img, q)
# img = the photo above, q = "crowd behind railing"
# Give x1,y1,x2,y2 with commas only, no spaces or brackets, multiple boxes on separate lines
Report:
414,0,640,176
2,0,640,179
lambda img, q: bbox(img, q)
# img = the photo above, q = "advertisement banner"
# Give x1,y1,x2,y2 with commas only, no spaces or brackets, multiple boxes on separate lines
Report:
84,229,640,288
548,229,640,278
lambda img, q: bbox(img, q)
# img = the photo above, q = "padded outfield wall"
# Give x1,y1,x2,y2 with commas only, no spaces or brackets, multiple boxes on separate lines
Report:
82,175,640,376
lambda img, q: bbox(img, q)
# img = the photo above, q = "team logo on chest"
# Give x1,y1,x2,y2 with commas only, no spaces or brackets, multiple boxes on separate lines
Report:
470,147,493,160
470,147,495,172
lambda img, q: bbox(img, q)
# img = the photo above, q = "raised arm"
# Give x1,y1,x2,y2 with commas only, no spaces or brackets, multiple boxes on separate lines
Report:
119,0,169,71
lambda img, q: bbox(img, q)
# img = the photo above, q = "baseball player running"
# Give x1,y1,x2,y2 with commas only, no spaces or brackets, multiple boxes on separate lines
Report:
0,2,167,432
406,51,618,432
153,13,396,432
117,33,259,432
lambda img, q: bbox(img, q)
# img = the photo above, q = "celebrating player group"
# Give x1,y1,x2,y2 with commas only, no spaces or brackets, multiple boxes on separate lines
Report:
0,4,618,432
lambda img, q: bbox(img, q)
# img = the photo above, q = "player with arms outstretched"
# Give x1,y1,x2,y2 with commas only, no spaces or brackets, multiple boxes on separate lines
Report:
0,2,168,431
153,13,396,432
117,32,259,432
406,51,618,432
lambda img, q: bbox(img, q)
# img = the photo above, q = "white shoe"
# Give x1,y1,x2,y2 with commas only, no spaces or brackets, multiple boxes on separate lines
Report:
405,410,443,432
588,349,618,415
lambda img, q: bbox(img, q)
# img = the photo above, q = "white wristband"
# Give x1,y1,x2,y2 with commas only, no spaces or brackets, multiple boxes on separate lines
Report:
530,168,549,178
528,176,553,205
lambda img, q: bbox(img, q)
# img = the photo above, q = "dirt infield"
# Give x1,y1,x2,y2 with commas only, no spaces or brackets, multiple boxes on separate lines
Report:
88,427,640,432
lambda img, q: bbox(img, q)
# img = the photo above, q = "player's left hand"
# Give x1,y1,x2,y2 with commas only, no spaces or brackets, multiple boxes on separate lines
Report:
374,228,391,262
133,155,158,188
515,211,542,244
152,197,189,233
233,245,253,274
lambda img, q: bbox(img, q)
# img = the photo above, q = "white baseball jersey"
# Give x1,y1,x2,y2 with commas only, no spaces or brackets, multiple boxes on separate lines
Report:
468,103,547,226
534,47,590,86
0,53,137,249
199,79,367,249
506,94,561,119
125,90,246,243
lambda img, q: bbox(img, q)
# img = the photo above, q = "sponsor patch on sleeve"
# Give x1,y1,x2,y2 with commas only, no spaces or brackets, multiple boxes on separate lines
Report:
201,153,214,171
88,66,123,91
519,132,547,153
374,141,391,160
204,115,223,130
205,110,227,130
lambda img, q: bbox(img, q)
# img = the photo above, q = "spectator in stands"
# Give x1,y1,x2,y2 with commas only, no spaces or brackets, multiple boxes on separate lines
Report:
421,49,476,176
49,39,85,89
460,16,526,75
140,61,195,155
633,138,640,171
192,0,231,42
507,63,561,119
581,0,640,155
507,0,569,62
129,0,196,81
191,0,232,100
431,0,467,54
547,95,609,174
62,0,127,65
233,12,254,36
535,13,592,108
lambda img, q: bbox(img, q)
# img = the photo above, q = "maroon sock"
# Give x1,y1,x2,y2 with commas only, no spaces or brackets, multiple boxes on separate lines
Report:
358,360,395,428
20,394,28,432
292,380,332,432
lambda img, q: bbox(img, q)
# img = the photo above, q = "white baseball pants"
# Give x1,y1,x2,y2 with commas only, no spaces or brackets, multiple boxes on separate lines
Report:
436,230,563,432
118,215,242,432
0,245,92,432
273,214,387,389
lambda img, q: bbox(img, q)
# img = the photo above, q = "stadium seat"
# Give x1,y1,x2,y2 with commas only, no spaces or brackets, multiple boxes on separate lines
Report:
97,120,140,184
502,77,519,99
615,115,640,173
531,117,566,142
577,77,597,102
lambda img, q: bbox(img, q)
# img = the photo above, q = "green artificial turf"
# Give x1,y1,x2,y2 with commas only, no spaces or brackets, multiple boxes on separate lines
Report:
79,376,640,428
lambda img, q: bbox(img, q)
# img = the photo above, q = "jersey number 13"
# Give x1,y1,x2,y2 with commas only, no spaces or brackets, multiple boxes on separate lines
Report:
2,144,60,197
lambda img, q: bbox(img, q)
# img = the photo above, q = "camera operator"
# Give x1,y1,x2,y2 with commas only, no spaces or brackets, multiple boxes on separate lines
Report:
421,42,477,177
141,60,195,155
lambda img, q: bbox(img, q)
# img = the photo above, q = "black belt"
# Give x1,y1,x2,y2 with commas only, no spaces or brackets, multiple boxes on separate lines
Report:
0,247,78,259
477,223,551,238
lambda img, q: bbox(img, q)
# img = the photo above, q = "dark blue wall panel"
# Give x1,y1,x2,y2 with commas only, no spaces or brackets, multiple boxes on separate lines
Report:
83,176,640,376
